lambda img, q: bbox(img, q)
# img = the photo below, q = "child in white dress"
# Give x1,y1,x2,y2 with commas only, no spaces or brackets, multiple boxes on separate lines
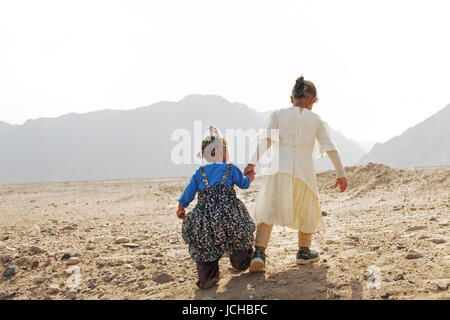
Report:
244,76,347,272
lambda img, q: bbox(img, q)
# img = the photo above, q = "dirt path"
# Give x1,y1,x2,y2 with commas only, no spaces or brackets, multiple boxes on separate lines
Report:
0,163,449,300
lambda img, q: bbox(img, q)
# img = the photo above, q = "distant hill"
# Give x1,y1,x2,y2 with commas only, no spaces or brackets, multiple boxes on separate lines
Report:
360,104,450,167
0,95,366,184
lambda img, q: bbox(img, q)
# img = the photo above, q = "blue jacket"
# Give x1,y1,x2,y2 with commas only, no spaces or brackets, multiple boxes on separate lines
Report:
178,162,251,208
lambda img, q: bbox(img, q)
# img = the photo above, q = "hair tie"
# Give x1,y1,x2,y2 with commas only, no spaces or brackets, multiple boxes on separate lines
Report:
208,125,222,137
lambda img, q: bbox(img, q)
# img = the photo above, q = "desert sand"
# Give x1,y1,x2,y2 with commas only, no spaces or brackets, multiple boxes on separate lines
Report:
0,163,449,300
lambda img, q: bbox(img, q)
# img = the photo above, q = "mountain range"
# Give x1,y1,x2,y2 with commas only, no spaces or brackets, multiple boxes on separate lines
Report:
1,96,448,184
360,104,450,167
0,95,367,184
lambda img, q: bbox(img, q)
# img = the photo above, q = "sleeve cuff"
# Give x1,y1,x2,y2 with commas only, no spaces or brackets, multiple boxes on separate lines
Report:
242,176,251,189
178,199,188,208
316,145,337,159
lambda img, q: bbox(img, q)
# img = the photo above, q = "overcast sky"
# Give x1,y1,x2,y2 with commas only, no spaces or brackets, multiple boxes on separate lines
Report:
1,0,449,143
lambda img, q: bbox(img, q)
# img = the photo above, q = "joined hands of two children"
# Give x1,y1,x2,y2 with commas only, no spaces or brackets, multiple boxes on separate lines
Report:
176,166,256,220
244,164,347,193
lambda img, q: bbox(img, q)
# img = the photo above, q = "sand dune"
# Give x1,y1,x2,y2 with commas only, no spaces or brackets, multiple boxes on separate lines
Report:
0,163,449,300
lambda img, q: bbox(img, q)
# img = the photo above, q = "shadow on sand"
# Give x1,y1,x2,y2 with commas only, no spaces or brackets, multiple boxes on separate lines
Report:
194,263,364,300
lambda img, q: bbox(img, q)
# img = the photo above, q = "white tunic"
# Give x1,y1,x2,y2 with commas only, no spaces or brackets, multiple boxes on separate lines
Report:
250,106,337,199
249,107,337,231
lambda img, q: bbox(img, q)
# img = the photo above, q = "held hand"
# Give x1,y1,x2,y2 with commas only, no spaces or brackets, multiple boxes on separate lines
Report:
245,171,255,183
177,205,186,219
244,164,256,176
334,177,347,193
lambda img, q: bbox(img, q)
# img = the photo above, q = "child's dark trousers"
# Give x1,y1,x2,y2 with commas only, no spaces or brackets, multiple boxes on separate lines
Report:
196,248,253,289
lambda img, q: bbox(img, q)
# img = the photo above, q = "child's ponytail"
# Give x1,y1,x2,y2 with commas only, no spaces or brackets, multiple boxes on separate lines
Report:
292,75,318,102
198,125,227,162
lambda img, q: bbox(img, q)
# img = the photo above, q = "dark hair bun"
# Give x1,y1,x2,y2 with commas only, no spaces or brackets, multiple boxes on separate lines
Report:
294,76,305,94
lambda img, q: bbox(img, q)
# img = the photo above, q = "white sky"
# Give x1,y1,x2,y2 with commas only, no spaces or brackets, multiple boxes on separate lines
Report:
1,0,449,143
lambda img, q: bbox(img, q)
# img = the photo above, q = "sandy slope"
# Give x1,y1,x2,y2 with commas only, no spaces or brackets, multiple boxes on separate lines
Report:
0,163,449,300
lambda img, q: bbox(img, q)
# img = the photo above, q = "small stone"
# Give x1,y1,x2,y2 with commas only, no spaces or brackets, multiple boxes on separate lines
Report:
430,239,446,244
0,291,16,300
114,237,130,244
123,243,140,248
0,254,14,264
2,265,19,278
405,226,426,232
321,211,328,216
405,250,423,259
29,246,45,255
96,259,106,267
103,274,115,282
65,292,76,300
381,293,391,299
178,277,185,283
47,284,60,295
15,257,29,266
394,274,404,281
136,264,145,270
397,245,406,250
66,257,81,265
31,260,39,268
61,253,71,260
33,276,46,284
66,265,81,292
436,279,449,290
41,228,58,234
364,265,381,290
152,272,174,284
66,265,81,276
155,253,164,258
88,279,97,289
325,239,338,245
325,281,336,289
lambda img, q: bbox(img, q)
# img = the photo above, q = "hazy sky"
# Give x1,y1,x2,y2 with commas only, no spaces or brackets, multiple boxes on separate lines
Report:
1,0,449,143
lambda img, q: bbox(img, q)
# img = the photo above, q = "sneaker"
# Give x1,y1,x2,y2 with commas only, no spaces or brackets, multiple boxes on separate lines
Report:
249,250,266,273
296,248,320,265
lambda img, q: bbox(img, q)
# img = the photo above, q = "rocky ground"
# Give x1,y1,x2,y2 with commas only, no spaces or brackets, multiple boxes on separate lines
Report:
0,163,449,300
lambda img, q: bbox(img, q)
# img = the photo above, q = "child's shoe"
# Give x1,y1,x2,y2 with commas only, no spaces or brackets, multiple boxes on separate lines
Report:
296,248,320,265
249,250,266,273
197,277,220,289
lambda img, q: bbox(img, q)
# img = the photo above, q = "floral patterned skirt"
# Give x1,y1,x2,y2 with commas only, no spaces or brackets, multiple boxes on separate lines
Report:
182,185,255,263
